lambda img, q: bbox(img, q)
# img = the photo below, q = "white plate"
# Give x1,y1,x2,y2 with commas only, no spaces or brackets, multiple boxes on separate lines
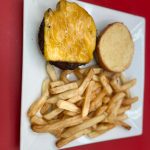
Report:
21,0,145,150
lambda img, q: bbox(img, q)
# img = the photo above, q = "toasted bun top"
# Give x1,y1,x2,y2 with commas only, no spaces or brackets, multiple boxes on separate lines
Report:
97,22,134,72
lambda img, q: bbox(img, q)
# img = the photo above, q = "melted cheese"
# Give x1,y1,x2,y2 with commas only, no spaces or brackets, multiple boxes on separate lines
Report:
44,0,96,63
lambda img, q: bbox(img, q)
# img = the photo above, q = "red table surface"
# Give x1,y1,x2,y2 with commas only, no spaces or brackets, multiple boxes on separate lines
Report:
0,0,150,150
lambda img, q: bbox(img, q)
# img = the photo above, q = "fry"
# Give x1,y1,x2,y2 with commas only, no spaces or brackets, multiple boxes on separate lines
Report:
107,92,125,114
61,113,107,138
47,89,79,104
67,95,83,103
111,79,136,92
30,116,47,125
49,80,64,88
43,108,63,120
115,121,131,130
102,96,110,104
120,74,131,98
57,100,81,113
108,97,123,121
117,106,131,115
46,63,57,81
56,129,91,148
63,110,78,116
116,114,128,121
90,89,107,112
122,97,138,106
82,81,95,117
92,75,99,81
79,69,94,95
40,103,51,115
100,74,113,95
92,82,101,92
50,82,78,94
95,105,108,116
41,78,50,96
27,95,47,117
32,115,84,133
118,79,136,92
88,124,115,138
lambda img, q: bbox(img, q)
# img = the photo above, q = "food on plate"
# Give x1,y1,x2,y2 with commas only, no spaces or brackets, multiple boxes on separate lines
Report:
38,0,96,70
27,63,138,148
96,22,134,72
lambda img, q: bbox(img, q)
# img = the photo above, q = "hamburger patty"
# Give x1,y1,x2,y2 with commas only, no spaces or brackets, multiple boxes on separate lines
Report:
38,19,84,70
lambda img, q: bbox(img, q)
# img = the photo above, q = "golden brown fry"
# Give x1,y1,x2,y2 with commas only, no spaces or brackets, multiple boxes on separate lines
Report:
111,79,136,92
30,116,47,125
115,121,131,130
100,74,113,95
67,95,83,103
43,108,63,120
56,129,91,148
57,100,81,113
41,78,50,96
122,97,138,106
82,81,95,117
88,124,115,138
47,89,79,104
108,97,123,121
118,79,136,92
49,80,64,88
76,100,83,107
61,113,107,138
90,89,107,112
79,69,94,95
95,105,108,116
120,74,131,98
117,106,131,115
32,115,84,133
50,82,78,94
40,103,51,115
102,71,114,78
46,63,57,81
63,110,78,116
102,96,110,104
76,79,83,86
92,82,101,92
107,92,125,114
50,128,64,138
116,114,128,121
27,95,48,118
92,75,100,81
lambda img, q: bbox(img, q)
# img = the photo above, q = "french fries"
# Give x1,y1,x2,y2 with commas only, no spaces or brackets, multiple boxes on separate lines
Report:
56,129,91,148
82,81,95,117
46,63,57,81
100,74,113,95
79,69,94,95
49,80,64,88
30,116,47,125
50,82,78,94
61,113,107,138
57,100,81,113
32,115,84,133
27,64,138,148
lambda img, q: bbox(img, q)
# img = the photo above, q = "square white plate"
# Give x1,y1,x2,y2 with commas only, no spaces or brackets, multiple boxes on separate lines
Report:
21,0,145,150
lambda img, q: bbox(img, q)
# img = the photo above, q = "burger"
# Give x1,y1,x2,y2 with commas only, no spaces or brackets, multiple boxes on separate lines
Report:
38,0,96,70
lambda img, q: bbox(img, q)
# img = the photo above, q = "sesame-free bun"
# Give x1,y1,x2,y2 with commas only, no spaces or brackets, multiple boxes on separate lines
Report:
96,22,134,72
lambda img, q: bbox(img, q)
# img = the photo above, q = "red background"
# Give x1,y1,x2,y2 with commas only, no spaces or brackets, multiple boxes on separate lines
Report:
0,0,149,150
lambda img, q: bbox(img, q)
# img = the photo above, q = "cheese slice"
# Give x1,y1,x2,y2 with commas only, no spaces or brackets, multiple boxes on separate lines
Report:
44,0,96,63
